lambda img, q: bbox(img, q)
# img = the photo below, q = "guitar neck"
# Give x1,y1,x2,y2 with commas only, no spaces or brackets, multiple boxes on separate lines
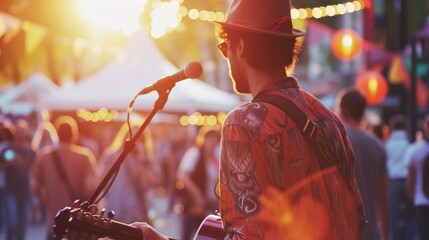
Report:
69,219,177,240
67,216,142,240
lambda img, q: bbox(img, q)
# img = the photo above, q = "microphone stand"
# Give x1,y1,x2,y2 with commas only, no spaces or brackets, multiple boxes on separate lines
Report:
88,86,173,204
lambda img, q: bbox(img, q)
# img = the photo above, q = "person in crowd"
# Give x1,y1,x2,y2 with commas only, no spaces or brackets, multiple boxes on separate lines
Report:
336,88,389,240
2,119,35,240
176,126,221,240
29,120,59,224
99,121,156,224
372,123,388,141
384,114,416,240
79,132,101,160
31,121,59,151
405,114,429,240
30,116,99,240
134,0,366,239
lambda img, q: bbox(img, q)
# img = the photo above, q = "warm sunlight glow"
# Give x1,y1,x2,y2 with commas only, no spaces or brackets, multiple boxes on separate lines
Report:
79,0,147,36
150,0,181,38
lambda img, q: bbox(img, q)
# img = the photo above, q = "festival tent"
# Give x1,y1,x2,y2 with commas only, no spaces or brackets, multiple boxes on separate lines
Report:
0,72,59,115
40,30,242,114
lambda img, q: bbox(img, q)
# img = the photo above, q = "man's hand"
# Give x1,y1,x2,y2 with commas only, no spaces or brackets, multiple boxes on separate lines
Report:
130,222,169,240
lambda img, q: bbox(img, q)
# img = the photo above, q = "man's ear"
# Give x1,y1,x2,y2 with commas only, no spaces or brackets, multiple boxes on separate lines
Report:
237,37,245,57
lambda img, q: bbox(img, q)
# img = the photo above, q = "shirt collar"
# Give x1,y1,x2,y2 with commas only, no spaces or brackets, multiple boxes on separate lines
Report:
254,77,300,99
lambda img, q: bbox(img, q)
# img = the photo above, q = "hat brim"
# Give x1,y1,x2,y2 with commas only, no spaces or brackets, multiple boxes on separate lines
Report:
214,21,305,38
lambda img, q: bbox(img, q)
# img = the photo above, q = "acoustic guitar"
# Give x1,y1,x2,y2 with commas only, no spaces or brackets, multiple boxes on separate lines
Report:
54,206,225,240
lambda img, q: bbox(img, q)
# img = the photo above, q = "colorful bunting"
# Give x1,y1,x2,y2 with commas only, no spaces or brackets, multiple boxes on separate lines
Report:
388,55,411,87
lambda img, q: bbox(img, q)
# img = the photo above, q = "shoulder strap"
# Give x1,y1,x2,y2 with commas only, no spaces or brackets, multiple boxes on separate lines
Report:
423,153,429,198
253,93,338,169
51,150,78,201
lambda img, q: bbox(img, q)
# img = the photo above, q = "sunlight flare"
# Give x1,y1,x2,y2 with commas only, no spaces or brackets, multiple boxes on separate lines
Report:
78,0,147,36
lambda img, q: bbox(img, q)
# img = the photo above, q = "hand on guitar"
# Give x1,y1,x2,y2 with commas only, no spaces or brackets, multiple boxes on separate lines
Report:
130,222,169,240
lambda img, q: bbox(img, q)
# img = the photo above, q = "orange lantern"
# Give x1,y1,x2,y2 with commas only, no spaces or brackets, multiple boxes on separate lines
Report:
331,29,362,61
355,71,388,105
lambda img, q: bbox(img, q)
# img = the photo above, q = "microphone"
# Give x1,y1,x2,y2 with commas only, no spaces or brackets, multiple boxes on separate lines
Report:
138,62,203,95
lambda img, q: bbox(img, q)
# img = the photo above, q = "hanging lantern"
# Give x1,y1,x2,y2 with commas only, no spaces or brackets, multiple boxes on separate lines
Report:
355,71,388,105
331,29,362,61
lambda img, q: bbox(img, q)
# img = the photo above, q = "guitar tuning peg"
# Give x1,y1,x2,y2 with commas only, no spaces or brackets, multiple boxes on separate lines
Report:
107,210,115,219
73,199,82,207
88,204,98,214
100,208,106,217
80,201,89,210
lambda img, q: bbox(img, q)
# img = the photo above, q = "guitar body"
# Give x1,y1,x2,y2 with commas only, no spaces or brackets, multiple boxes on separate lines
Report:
194,214,226,240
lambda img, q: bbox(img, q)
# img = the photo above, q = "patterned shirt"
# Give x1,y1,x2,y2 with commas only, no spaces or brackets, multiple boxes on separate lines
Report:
219,77,365,240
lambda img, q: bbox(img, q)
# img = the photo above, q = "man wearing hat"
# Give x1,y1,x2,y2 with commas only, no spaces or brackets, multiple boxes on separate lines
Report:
136,0,366,239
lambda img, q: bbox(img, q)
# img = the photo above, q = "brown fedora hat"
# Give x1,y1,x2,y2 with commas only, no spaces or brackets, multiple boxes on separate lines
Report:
214,0,304,38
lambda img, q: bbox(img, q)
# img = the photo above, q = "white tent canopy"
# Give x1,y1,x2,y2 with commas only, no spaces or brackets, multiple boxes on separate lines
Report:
40,30,241,114
0,72,59,115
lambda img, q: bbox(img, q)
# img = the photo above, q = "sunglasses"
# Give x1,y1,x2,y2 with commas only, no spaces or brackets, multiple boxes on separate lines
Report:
217,41,228,58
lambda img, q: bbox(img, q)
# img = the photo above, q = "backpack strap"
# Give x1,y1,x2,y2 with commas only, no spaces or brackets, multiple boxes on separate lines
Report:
253,93,338,169
51,150,78,201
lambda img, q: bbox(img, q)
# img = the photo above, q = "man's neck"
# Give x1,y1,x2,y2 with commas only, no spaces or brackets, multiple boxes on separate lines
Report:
247,68,287,97
342,118,363,130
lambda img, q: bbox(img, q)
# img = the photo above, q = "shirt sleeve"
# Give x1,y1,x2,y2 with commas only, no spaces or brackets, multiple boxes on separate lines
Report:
219,122,261,239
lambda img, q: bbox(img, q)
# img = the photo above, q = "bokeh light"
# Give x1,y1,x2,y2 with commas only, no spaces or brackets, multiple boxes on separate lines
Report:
356,71,388,105
331,29,362,61
78,0,147,37
179,112,227,126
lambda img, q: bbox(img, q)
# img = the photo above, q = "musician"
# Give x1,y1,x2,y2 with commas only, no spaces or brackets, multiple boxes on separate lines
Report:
135,0,366,239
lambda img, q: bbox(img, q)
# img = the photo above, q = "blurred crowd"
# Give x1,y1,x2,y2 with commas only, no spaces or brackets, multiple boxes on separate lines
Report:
0,111,221,240
0,86,428,240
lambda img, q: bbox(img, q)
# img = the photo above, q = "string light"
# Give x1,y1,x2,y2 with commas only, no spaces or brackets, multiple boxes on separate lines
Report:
76,108,119,122
290,1,365,20
150,0,365,38
179,112,227,126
